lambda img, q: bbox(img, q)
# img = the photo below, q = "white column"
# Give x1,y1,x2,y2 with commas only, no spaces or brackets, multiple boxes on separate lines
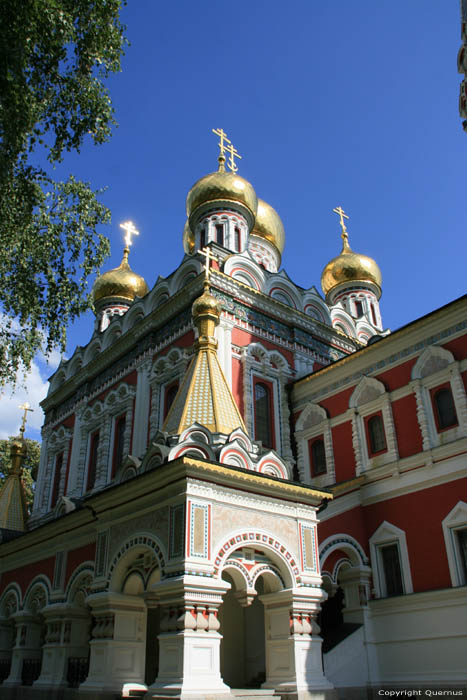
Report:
411,379,433,451
80,592,147,693
66,404,85,497
132,359,152,458
30,428,50,519
3,612,43,687
34,604,90,688
148,577,230,698
217,317,234,389
260,588,333,694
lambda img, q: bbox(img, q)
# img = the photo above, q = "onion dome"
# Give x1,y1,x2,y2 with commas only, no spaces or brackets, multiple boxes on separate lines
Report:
92,248,149,308
321,232,382,299
183,219,195,254
186,156,258,230
192,283,222,322
250,198,285,255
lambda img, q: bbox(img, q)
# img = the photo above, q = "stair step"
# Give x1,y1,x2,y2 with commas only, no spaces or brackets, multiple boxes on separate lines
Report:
231,691,276,699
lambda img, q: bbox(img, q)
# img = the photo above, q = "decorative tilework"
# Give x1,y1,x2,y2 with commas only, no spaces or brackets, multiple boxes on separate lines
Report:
213,531,300,583
189,502,209,558
106,535,165,587
300,524,318,573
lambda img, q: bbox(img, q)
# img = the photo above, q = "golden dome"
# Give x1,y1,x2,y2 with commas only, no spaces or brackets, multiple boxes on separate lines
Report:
250,198,285,254
186,164,258,225
321,233,382,299
183,219,195,254
92,249,149,307
192,284,221,320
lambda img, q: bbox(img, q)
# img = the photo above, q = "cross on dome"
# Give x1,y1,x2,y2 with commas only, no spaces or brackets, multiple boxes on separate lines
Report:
120,220,140,249
199,246,219,282
212,127,231,157
18,402,33,438
333,206,349,234
225,142,242,173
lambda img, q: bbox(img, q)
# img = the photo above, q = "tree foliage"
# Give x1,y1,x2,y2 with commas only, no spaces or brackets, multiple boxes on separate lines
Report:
0,437,41,510
0,0,127,387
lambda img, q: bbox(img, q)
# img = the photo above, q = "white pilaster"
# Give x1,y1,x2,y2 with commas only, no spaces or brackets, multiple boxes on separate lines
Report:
133,359,152,458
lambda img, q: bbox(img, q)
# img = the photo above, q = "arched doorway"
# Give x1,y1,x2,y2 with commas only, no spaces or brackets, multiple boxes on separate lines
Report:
217,545,284,691
120,555,161,686
219,573,266,689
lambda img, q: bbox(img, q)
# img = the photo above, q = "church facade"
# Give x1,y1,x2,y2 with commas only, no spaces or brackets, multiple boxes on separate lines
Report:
0,131,465,699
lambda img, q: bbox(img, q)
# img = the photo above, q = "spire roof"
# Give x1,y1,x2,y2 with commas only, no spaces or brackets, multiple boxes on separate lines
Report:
0,439,28,534
163,270,246,436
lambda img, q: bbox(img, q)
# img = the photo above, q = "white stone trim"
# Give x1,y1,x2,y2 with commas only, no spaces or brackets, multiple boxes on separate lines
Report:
369,521,413,598
295,403,335,488
442,501,467,587
349,377,398,473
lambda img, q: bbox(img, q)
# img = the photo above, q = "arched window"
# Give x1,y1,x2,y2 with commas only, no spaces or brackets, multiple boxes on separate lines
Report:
378,543,404,596
433,387,457,429
164,382,179,420
51,452,64,508
370,303,377,325
87,431,100,491
367,414,386,454
200,229,206,250
215,223,224,246
309,438,326,476
354,300,364,318
112,415,126,477
254,382,273,448
234,227,241,251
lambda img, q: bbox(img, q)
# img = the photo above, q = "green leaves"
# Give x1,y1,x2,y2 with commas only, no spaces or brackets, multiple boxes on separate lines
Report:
0,0,126,387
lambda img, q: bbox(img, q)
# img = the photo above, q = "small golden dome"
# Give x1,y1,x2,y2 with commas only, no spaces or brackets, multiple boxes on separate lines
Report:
92,249,149,307
192,284,221,320
250,198,285,254
183,219,195,254
186,167,258,225
321,234,382,299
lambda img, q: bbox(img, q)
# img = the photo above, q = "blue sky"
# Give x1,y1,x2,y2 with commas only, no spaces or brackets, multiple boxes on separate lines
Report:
3,0,466,440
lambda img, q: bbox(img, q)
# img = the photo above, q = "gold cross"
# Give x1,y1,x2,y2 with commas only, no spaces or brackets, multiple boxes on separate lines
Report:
333,206,349,235
18,402,33,438
225,142,242,173
212,128,231,157
120,221,140,248
199,246,219,282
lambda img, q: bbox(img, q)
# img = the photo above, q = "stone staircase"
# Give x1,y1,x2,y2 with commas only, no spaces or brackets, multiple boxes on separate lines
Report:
231,691,277,700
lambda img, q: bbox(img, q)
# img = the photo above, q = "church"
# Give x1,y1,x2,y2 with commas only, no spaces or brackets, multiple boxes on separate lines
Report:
0,129,465,699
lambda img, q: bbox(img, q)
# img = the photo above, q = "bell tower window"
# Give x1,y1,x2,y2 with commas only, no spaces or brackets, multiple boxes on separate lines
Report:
200,228,206,250
354,300,364,318
235,227,241,251
215,224,224,247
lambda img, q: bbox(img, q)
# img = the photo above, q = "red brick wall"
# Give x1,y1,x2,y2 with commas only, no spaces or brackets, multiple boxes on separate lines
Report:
65,541,97,587
375,359,417,392
0,556,55,598
364,479,467,592
392,394,423,457
331,421,356,482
